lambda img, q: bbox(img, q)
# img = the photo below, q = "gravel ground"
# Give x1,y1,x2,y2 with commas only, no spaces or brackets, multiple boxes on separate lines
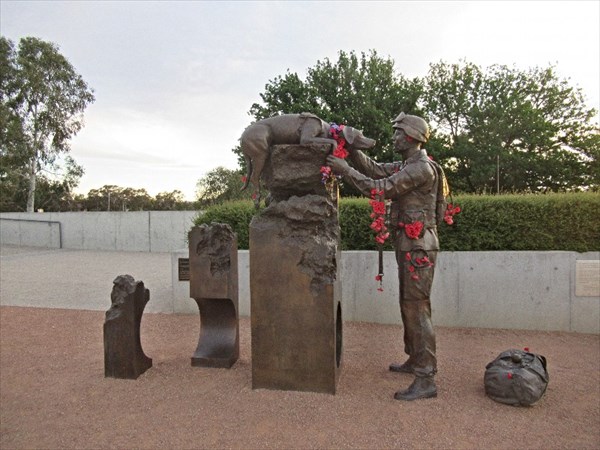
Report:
0,306,598,449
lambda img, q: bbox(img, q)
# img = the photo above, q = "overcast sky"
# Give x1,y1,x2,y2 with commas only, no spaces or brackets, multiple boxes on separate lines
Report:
1,0,599,200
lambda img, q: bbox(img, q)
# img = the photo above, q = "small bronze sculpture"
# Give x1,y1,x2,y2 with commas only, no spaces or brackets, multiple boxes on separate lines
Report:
240,113,375,206
327,113,446,401
104,275,152,379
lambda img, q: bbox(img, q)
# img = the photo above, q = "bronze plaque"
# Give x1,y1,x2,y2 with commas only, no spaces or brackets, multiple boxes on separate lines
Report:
178,258,190,281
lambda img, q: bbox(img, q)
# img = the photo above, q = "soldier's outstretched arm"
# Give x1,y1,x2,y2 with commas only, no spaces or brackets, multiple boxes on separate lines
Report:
327,155,421,201
347,149,400,180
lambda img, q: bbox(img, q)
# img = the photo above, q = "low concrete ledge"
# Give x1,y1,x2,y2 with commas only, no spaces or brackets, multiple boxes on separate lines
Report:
1,245,596,333
172,250,599,333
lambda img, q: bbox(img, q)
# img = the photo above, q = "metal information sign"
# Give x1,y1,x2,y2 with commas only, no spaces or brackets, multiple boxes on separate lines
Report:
178,258,190,281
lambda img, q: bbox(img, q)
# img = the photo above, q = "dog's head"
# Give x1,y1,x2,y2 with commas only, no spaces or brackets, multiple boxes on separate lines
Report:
342,126,376,150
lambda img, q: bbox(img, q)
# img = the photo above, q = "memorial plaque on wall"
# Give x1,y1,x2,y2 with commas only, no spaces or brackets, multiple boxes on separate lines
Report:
575,260,600,297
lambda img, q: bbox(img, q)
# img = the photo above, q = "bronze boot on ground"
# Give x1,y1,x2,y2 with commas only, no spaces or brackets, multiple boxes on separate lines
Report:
394,376,437,401
389,361,415,374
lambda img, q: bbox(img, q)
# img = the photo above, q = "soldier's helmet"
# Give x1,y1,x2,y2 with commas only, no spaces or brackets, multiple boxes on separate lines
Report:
391,112,430,143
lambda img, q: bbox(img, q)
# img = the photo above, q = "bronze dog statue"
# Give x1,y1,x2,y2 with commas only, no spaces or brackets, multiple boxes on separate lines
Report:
240,113,376,205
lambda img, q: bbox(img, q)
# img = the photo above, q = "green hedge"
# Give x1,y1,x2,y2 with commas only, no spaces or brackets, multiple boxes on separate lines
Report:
193,193,600,252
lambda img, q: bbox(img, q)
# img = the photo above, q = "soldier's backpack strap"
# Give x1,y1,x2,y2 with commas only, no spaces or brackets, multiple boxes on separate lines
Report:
426,159,449,226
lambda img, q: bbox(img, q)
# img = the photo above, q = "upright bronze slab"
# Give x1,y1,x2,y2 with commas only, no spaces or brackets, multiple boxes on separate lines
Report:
189,223,239,368
104,275,152,379
250,144,343,394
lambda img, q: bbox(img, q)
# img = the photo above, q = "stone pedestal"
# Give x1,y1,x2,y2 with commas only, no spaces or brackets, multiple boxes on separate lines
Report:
104,275,152,379
250,144,343,394
189,224,239,368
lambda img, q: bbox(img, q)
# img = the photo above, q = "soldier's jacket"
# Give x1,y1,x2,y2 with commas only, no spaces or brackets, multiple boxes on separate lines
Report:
344,149,443,251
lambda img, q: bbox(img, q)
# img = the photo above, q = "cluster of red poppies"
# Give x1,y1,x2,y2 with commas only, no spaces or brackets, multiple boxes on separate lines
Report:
369,189,390,245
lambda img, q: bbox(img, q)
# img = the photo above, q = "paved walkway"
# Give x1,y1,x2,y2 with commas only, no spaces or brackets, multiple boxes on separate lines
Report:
0,245,174,312
0,245,599,449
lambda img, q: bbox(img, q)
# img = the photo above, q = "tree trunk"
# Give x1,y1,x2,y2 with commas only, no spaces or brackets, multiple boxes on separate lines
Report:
26,156,37,212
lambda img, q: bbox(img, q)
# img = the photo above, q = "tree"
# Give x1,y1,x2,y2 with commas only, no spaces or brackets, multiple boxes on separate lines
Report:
0,36,94,211
82,185,153,211
196,166,251,207
236,51,422,165
83,185,117,211
423,60,599,193
234,50,424,196
30,156,84,211
233,53,598,195
153,190,185,210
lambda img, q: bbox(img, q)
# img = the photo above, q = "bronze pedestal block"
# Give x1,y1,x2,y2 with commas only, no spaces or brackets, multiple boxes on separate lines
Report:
250,144,343,394
189,224,239,368
104,275,152,379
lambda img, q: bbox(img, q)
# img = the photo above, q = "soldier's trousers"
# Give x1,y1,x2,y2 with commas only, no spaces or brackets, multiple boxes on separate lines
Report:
396,248,438,378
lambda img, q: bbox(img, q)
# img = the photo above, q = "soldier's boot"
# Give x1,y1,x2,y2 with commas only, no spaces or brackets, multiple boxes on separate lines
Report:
394,376,437,401
389,361,415,374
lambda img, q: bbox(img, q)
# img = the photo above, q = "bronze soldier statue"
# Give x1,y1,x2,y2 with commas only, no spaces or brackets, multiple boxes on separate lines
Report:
327,113,445,401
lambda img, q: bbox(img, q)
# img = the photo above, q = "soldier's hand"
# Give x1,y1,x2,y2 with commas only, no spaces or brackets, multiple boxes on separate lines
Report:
326,155,350,175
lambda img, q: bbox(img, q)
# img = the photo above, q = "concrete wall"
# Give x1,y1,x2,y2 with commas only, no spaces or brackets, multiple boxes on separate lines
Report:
1,211,597,332
0,211,198,252
172,250,599,333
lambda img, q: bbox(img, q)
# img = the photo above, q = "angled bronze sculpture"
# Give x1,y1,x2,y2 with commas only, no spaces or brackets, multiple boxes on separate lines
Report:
327,113,446,401
188,223,239,368
240,112,375,206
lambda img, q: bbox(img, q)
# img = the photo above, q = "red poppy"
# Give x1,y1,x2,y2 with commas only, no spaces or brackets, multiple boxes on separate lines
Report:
444,203,461,225
369,200,386,215
375,232,389,244
369,188,389,246
333,142,348,159
404,221,423,239
370,217,386,232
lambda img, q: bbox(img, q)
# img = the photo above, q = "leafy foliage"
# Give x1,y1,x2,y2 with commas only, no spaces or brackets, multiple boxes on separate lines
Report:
77,185,197,211
423,61,599,193
233,50,422,194
193,200,259,249
231,54,598,196
193,193,600,252
339,197,393,251
0,36,94,211
153,190,190,211
0,181,199,212
195,166,253,207
83,185,153,211
438,193,600,252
